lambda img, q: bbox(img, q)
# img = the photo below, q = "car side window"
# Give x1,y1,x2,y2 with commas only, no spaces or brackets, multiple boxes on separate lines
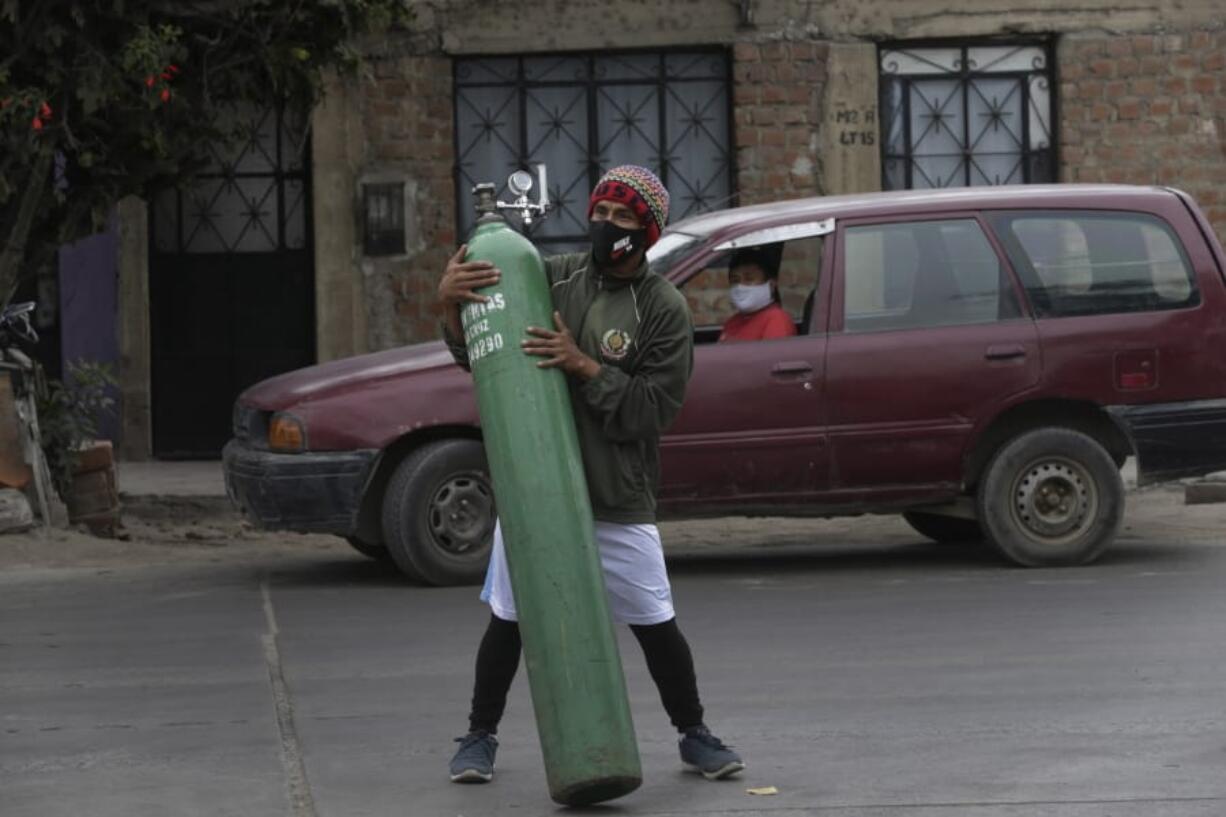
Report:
842,219,1018,334
991,211,1199,318
680,236,824,336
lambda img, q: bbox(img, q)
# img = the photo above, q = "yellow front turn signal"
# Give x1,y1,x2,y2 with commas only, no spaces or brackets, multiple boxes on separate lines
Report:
268,413,306,452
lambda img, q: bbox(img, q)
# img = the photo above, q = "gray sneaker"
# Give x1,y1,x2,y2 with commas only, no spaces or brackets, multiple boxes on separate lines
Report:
679,725,745,780
449,730,498,783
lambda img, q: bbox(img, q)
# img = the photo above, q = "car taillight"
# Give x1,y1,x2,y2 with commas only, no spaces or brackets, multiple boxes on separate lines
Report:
1118,371,1154,390
268,413,306,452
1115,350,1158,391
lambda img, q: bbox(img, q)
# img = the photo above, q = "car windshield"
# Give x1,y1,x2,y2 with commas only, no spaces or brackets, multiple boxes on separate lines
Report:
647,231,703,277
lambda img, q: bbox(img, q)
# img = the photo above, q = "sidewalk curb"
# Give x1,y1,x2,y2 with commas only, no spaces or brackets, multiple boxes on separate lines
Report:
1185,472,1226,506
119,493,237,522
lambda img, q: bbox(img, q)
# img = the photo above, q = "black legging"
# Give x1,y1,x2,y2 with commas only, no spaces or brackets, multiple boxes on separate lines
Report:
468,613,704,734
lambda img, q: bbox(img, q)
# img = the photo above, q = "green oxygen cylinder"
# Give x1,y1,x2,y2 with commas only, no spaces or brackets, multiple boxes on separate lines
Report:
460,182,641,806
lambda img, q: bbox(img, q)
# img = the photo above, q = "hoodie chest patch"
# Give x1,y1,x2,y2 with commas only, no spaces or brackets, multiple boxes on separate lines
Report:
599,328,633,362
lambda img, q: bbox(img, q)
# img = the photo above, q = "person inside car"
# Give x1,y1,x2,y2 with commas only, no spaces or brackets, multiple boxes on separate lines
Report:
718,243,797,342
437,165,745,787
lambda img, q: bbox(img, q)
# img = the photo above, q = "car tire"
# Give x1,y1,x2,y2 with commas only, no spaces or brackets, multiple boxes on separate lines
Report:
977,427,1123,567
902,510,983,543
344,535,394,564
380,439,495,586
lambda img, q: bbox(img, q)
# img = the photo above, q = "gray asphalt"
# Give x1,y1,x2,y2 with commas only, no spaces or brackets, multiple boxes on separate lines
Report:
3,495,1225,817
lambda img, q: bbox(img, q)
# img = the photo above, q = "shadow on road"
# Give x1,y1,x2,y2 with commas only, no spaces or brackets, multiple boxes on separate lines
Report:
665,539,1002,575
264,535,1208,592
664,537,1211,576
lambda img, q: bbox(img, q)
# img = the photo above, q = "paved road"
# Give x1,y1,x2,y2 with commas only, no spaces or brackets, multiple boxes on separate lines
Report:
3,487,1224,817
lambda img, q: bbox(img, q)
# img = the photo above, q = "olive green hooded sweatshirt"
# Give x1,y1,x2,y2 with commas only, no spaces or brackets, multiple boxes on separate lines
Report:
445,251,693,523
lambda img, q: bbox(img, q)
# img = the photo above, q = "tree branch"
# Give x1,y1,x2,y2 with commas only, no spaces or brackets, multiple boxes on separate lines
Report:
0,0,51,76
0,146,52,304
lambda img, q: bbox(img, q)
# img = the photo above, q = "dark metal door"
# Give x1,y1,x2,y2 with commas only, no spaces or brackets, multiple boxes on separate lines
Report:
149,105,314,457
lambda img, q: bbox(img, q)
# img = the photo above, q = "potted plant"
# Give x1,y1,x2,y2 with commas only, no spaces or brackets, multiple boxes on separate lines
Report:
38,360,120,535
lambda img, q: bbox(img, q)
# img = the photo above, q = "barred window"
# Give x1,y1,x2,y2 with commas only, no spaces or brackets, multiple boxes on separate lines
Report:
454,51,733,253
152,104,310,254
879,42,1055,190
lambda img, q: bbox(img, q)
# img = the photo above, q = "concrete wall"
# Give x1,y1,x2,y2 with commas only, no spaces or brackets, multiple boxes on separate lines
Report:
312,73,370,363
425,0,1224,51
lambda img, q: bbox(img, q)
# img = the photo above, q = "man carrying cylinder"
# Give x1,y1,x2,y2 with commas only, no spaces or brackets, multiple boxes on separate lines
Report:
439,165,746,787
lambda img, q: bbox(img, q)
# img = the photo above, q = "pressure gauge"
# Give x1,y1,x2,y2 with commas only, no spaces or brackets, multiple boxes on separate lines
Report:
508,170,534,197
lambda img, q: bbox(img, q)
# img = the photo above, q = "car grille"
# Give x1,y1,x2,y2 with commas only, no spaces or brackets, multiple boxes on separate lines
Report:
232,403,270,448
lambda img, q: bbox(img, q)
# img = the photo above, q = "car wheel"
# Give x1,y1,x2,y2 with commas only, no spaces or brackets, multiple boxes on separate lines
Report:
977,428,1123,567
344,535,393,564
902,510,983,543
380,439,495,586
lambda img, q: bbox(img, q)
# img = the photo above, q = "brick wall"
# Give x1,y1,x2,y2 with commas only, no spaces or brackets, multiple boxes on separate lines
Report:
683,39,828,327
360,55,455,346
358,28,1226,348
1060,30,1226,245
360,41,831,339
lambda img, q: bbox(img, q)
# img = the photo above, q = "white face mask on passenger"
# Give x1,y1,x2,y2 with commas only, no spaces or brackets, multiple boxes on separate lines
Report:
730,283,773,314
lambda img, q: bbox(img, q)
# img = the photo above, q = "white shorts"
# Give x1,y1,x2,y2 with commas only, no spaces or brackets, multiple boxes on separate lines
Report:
480,519,675,626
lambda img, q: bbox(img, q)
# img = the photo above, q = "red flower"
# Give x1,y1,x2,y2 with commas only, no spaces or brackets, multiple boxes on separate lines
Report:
167,64,180,74
160,88,171,103
145,75,155,88
39,101,51,118
32,116,43,131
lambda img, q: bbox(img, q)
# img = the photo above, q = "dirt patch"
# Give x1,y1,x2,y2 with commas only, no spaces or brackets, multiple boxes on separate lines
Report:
0,494,348,570
0,484,1219,572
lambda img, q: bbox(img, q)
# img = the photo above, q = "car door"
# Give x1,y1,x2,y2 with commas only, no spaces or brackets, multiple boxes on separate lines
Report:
659,223,833,515
822,213,1041,502
988,203,1226,482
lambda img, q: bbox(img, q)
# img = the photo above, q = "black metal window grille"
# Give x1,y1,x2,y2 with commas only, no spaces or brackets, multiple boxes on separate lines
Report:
454,50,733,253
879,42,1055,190
151,104,311,253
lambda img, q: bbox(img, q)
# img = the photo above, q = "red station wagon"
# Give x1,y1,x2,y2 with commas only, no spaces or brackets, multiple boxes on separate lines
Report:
224,184,1226,585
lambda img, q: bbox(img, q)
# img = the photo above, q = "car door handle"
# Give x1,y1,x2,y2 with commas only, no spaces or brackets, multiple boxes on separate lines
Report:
771,361,814,377
985,344,1027,361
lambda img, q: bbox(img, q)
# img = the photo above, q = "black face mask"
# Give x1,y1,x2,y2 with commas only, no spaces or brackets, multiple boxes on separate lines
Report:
590,220,646,268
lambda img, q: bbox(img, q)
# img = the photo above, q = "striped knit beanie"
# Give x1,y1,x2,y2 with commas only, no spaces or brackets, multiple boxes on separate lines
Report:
587,165,670,248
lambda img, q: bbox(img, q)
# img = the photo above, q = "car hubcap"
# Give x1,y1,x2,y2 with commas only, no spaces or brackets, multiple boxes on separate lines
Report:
1012,458,1097,543
428,473,494,556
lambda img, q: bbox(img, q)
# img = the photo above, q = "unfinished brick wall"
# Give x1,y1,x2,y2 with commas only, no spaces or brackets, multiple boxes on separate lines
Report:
682,39,828,328
359,40,832,339
357,27,1226,346
360,55,455,346
1060,30,1226,245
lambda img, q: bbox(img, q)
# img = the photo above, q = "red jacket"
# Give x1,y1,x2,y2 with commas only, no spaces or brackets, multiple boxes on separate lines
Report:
718,304,797,342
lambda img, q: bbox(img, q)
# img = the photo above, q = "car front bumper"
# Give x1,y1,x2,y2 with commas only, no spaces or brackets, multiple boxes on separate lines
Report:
222,440,378,535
